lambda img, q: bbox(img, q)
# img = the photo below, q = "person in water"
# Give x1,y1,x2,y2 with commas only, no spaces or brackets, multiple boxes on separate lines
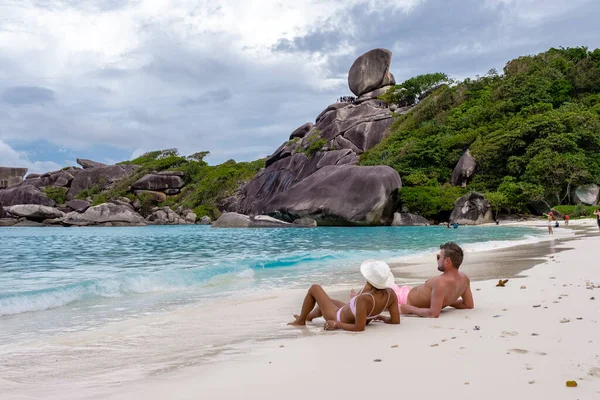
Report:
288,260,400,331
386,242,474,318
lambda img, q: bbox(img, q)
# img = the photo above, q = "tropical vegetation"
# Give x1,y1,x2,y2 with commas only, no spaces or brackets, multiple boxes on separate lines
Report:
361,47,600,220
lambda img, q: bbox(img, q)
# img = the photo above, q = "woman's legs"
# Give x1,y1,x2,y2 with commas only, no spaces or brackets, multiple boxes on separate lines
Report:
288,284,342,326
305,299,345,321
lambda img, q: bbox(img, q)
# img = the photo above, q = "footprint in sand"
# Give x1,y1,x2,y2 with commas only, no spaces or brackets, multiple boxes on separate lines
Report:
508,348,528,354
502,331,519,337
589,367,600,378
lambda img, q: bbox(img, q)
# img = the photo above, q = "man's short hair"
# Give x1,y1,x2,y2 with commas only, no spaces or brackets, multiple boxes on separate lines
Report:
440,242,464,269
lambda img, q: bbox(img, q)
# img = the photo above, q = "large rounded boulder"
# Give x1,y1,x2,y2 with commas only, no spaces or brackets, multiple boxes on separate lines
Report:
348,49,395,97
62,203,146,226
572,184,599,205
451,150,477,188
266,165,401,226
0,185,55,207
8,205,64,221
67,165,136,200
449,192,494,225
131,174,184,191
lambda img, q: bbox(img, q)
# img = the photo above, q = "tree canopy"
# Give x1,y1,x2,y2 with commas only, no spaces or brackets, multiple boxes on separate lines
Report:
362,47,600,219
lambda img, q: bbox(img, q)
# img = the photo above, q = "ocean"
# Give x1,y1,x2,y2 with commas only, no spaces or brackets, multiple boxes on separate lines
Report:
0,224,545,394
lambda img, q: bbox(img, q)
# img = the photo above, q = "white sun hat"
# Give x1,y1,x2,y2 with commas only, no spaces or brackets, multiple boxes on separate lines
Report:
360,260,395,289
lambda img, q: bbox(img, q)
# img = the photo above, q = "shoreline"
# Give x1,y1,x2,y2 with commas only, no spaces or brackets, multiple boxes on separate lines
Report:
1,220,598,399
98,222,600,400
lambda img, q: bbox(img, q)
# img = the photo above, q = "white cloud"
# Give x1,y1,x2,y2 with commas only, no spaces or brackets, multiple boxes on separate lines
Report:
0,140,61,174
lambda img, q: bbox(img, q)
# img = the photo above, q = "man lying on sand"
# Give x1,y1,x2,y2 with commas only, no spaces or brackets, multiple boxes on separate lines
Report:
391,242,474,318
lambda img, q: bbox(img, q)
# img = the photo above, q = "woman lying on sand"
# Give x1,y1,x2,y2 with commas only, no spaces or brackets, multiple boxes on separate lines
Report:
288,260,400,331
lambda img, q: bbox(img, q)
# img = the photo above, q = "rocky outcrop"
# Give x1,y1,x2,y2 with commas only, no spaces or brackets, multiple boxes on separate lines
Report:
572,184,600,205
225,49,404,225
289,123,314,140
0,185,55,207
266,165,401,226
0,167,28,188
67,165,135,200
62,203,146,226
131,174,184,191
20,169,77,189
0,218,17,226
77,158,107,169
449,192,494,225
198,216,212,225
213,212,252,227
145,206,196,225
451,150,477,187
348,49,395,97
8,205,64,221
66,199,91,213
391,213,430,226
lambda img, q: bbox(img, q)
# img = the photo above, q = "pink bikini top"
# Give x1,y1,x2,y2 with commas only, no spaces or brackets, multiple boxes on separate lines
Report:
348,289,392,320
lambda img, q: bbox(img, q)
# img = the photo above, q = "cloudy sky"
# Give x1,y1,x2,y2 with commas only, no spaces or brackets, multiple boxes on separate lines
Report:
1,0,599,173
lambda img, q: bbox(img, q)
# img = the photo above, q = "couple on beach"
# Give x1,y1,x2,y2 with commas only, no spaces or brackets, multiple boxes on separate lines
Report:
289,242,474,332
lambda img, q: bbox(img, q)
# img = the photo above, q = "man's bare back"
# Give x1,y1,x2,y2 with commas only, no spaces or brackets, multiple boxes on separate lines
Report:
407,272,471,308
401,242,474,318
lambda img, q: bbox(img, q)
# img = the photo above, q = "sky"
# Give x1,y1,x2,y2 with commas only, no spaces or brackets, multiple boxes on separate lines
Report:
1,0,599,174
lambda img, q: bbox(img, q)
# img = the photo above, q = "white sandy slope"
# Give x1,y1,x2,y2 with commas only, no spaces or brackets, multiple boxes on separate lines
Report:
99,230,600,400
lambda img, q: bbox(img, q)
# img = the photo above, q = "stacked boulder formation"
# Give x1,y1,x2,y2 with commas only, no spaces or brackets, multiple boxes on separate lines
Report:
224,49,403,226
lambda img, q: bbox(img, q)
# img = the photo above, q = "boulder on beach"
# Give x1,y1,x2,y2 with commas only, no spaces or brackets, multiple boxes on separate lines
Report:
8,205,65,221
449,192,494,225
62,203,146,226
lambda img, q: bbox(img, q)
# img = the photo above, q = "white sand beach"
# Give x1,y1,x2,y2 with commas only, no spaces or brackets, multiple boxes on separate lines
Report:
2,220,600,400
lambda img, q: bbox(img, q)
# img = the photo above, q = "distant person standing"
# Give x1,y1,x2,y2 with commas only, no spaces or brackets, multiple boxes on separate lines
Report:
543,212,555,234
594,209,600,232
564,214,569,227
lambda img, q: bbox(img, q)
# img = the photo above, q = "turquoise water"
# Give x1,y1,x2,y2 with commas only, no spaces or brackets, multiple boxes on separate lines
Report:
0,225,541,341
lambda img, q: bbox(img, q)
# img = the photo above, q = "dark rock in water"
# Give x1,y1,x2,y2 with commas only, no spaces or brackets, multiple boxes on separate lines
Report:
293,217,317,227
8,205,65,221
77,158,107,169
0,185,55,206
131,174,184,191
348,48,395,97
0,218,17,226
212,212,251,228
198,216,212,225
450,192,493,225
289,123,314,140
66,199,91,213
14,219,44,227
451,150,477,188
572,184,599,205
266,165,401,226
62,203,146,226
391,213,430,226
67,165,133,200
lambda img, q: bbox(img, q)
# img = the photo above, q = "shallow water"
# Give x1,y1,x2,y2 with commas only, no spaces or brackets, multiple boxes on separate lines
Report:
0,224,541,341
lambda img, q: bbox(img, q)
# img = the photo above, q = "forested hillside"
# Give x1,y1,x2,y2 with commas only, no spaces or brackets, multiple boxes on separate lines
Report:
361,47,600,220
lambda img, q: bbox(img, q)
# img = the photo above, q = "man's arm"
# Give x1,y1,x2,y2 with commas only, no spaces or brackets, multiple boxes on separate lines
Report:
450,279,474,309
400,281,445,318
